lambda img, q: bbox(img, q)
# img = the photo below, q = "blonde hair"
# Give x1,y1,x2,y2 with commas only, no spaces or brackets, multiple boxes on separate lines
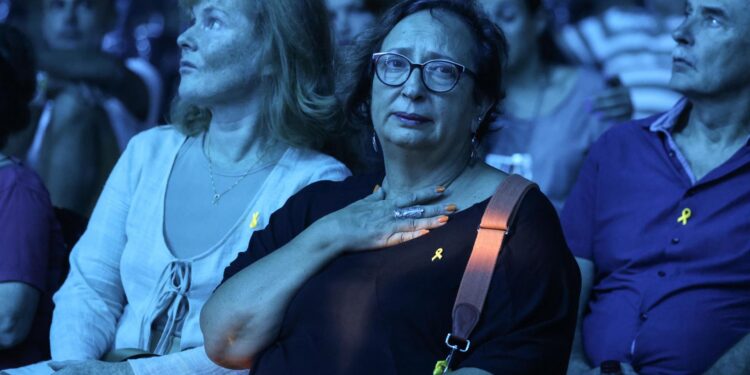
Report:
171,0,341,151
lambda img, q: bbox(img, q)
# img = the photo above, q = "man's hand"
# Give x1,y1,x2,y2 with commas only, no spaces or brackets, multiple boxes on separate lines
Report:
49,360,134,375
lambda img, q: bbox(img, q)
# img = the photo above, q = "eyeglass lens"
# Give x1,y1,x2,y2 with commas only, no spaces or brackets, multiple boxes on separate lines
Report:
375,54,460,92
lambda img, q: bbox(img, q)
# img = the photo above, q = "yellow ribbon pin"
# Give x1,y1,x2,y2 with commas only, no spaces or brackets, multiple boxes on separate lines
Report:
433,360,450,374
432,248,444,262
249,211,260,229
677,208,692,226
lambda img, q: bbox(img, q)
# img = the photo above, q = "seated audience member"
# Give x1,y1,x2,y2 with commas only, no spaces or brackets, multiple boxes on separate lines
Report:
0,24,65,370
478,0,631,212
202,1,581,374
563,0,750,373
557,0,684,119
3,0,162,217
4,0,349,374
326,0,386,47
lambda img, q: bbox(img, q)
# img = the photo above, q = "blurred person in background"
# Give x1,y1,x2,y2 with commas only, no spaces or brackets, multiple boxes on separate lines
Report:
3,0,349,374
2,0,162,217
478,0,632,212
0,24,66,370
325,0,385,48
563,0,750,373
557,0,684,119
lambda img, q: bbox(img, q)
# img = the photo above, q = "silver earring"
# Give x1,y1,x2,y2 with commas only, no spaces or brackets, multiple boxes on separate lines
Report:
372,133,379,153
470,134,480,161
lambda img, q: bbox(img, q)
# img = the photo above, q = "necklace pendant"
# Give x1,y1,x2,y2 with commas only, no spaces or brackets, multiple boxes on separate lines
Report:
212,194,221,205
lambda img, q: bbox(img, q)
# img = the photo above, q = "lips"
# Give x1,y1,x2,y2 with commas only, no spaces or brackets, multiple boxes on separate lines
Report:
672,56,694,69
393,111,432,126
180,60,197,69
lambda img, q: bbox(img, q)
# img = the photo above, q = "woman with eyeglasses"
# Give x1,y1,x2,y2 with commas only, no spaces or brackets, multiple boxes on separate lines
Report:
202,1,580,374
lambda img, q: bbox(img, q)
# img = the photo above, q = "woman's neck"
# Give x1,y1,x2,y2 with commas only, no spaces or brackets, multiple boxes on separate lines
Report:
505,52,547,92
381,141,473,197
503,53,552,119
206,95,281,168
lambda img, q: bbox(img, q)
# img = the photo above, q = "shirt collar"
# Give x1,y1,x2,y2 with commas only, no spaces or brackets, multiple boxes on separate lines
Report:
647,98,690,134
647,98,750,145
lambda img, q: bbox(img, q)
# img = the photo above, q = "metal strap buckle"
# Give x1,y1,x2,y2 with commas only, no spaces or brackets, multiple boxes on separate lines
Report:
445,333,471,352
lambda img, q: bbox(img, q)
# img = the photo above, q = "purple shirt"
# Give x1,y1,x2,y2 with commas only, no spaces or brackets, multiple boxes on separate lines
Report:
0,162,64,369
561,99,750,374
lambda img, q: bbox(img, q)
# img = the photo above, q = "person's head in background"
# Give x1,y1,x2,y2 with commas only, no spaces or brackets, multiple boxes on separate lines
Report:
479,0,564,75
0,24,37,150
670,0,750,102
173,0,341,155
325,0,390,47
41,0,116,51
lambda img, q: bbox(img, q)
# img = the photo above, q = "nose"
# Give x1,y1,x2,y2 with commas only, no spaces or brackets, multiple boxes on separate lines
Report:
177,25,197,52
333,12,349,33
672,17,694,46
400,66,426,101
63,2,77,26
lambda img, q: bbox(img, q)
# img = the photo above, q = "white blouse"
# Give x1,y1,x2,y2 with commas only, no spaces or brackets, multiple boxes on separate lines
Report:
46,126,350,374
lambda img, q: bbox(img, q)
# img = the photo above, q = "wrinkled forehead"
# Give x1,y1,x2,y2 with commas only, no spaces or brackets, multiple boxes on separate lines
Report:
686,0,750,31
686,0,750,13
381,10,477,65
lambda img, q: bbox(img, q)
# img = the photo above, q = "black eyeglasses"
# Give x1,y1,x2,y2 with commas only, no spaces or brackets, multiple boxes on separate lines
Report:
371,52,476,93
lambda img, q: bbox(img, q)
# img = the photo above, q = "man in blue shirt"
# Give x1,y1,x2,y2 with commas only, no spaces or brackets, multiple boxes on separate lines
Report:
562,0,750,374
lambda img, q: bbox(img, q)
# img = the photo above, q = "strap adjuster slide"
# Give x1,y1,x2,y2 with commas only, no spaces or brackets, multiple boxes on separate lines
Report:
445,333,471,352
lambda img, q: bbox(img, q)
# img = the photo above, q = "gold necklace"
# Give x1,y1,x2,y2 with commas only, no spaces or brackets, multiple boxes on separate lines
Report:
205,132,266,205
382,153,471,198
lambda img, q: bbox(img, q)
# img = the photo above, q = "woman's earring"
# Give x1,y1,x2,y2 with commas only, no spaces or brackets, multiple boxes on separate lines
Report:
470,133,480,161
372,133,379,153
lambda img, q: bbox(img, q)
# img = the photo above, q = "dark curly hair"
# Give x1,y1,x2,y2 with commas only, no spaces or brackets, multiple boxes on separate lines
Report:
0,24,36,149
335,0,508,169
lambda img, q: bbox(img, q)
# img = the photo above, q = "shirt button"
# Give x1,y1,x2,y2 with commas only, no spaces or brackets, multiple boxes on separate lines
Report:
658,271,666,277
668,151,676,157
671,237,680,244
640,313,648,321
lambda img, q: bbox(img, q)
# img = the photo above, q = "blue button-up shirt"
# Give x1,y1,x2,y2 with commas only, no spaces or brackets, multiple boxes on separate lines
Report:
561,99,750,374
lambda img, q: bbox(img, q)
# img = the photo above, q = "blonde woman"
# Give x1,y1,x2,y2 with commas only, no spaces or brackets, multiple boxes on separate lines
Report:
4,0,349,374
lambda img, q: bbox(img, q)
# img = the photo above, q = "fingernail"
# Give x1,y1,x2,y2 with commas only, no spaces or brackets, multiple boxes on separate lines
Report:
438,215,450,223
435,186,446,193
445,204,457,212
420,229,430,236
373,184,380,193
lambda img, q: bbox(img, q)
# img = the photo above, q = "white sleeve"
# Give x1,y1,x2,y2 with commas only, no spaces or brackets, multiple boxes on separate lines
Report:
49,139,140,361
127,346,248,375
311,160,351,184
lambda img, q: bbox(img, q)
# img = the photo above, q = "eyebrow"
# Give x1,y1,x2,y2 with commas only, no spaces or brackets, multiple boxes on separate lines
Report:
200,5,229,17
388,47,461,62
700,5,729,19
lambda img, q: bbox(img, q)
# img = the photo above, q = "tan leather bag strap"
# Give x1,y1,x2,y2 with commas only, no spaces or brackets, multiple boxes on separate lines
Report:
447,174,537,351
